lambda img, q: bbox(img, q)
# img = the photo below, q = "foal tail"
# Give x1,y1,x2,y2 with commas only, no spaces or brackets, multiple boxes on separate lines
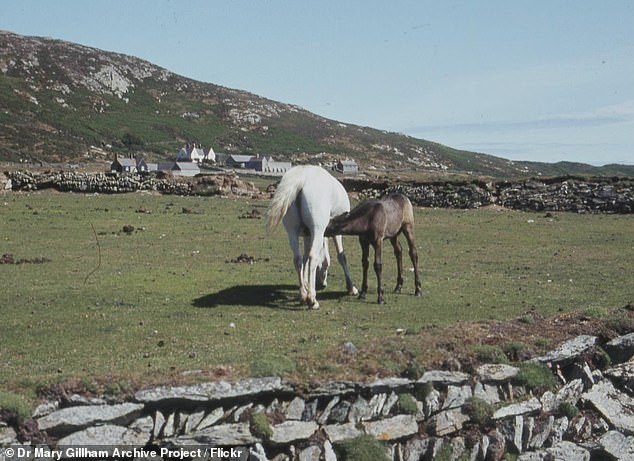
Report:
266,167,305,234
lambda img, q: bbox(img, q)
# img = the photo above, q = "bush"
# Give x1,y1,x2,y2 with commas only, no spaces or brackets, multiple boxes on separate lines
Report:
514,363,557,392
401,361,425,380
396,393,418,415
558,401,579,419
249,411,272,440
463,397,494,426
334,434,390,461
472,345,509,364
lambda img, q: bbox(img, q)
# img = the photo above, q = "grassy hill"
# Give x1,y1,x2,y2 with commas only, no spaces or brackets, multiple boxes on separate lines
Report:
1,30,632,178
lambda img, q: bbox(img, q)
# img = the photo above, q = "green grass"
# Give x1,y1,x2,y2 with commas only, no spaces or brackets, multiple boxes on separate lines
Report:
0,192,632,402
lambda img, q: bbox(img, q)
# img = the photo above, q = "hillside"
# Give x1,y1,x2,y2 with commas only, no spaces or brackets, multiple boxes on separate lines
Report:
1,30,632,178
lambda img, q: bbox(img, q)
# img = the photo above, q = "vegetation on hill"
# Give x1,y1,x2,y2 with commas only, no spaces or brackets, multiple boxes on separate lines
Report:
1,30,633,178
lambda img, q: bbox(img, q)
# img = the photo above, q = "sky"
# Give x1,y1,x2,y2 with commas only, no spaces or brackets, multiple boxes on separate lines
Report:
2,1,633,166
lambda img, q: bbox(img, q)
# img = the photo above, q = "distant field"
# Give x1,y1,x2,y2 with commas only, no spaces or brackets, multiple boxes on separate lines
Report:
1,191,632,400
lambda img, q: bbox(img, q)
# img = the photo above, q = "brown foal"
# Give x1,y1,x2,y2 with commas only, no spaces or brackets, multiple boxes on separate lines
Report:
325,193,422,304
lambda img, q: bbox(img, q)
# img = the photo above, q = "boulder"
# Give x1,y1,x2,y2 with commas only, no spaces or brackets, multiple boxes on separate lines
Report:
36,402,144,436
477,364,520,382
56,423,150,447
581,380,634,435
530,335,597,366
418,370,470,385
363,414,418,441
134,377,291,405
597,430,634,460
604,333,634,363
270,421,318,445
492,397,541,420
171,422,258,446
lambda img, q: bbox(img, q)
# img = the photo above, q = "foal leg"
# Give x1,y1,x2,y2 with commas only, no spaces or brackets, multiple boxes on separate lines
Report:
390,236,404,293
373,240,385,304
403,224,422,296
332,235,358,295
358,237,370,300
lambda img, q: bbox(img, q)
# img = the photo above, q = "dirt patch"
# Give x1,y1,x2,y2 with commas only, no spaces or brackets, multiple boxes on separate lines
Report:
0,253,51,264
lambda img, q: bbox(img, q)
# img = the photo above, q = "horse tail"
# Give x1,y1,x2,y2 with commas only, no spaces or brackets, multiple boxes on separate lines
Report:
266,167,305,234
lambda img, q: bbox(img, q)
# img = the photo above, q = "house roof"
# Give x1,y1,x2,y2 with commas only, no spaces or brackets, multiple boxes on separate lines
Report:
174,162,200,171
115,158,137,167
229,154,254,163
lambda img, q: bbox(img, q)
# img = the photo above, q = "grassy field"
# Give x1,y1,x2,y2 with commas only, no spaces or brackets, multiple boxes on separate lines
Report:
1,190,632,401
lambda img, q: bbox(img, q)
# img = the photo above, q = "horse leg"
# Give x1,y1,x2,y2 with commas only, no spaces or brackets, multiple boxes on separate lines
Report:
287,231,308,304
403,224,422,296
358,237,370,300
374,240,385,304
304,233,325,309
390,236,404,293
332,235,358,295
316,237,330,290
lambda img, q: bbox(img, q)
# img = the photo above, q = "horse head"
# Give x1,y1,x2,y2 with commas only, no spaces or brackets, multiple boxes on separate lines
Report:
324,211,350,237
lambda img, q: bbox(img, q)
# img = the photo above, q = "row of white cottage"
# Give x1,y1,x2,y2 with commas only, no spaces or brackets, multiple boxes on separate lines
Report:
110,146,293,177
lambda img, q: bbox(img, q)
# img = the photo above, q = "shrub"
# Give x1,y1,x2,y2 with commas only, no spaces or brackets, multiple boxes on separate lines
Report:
249,411,272,440
401,361,425,380
463,397,494,426
334,434,390,461
472,345,509,364
514,363,557,392
558,401,579,419
396,393,418,415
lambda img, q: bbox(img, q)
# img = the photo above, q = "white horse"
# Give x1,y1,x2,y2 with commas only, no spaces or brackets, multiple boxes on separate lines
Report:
266,165,358,309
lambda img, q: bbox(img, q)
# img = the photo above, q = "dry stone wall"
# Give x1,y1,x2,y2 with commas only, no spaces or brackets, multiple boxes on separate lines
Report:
2,334,633,460
346,176,634,213
3,171,264,198
4,171,633,213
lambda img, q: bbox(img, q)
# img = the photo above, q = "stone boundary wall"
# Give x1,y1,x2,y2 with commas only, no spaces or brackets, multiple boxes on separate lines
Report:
3,171,633,213
344,176,634,214
1,171,262,198
1,333,633,460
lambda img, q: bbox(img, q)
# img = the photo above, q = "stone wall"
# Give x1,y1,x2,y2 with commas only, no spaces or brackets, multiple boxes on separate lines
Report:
2,171,263,198
2,333,633,460
345,176,634,213
4,171,633,213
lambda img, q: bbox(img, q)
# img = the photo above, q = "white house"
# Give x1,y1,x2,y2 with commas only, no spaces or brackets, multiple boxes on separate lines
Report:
176,145,216,163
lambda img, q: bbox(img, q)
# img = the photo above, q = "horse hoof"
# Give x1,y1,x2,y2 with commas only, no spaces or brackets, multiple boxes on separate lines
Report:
349,287,359,296
357,292,366,300
377,298,386,304
309,301,320,310
414,289,423,297
393,286,402,294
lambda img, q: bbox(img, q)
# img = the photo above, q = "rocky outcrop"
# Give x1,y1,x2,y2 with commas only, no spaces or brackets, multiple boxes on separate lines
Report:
2,334,633,460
